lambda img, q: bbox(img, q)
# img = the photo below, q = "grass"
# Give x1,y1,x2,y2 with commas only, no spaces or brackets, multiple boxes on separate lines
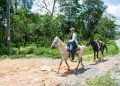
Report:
106,40,119,55
86,73,115,86
0,40,119,60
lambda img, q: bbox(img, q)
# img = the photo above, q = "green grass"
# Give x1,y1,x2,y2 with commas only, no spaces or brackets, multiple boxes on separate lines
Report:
10,44,61,59
106,40,119,55
86,73,115,86
0,40,119,60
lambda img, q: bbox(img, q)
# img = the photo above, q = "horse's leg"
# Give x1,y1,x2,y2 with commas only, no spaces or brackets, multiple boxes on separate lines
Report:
105,44,108,53
94,51,96,62
97,51,99,59
75,61,80,70
57,59,64,73
65,58,70,71
80,57,84,66
103,47,104,55
101,49,104,61
101,49,104,55
98,50,102,61
97,51,101,61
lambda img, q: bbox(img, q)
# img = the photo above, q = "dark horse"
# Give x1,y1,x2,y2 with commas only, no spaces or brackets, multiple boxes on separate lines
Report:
87,40,108,62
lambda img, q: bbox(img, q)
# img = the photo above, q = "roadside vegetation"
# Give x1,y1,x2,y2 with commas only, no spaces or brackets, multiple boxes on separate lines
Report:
0,0,119,60
86,73,115,86
0,39,119,61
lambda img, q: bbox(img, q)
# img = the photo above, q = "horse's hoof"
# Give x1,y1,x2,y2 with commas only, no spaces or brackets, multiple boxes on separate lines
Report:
68,68,70,71
56,72,59,74
81,64,84,66
75,68,78,70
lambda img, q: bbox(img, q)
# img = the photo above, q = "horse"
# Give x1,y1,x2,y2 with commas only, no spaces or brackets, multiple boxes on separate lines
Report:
86,40,108,62
51,36,87,73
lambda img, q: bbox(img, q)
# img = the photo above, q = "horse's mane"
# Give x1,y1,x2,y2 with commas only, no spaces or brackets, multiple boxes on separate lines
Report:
58,38,67,48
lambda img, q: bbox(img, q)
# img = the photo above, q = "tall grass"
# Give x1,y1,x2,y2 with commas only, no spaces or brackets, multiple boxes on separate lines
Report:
106,40,119,55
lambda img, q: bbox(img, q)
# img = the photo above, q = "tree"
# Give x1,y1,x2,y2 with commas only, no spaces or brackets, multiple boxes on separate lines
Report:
35,0,58,17
81,0,107,40
58,0,81,28
0,0,7,44
95,16,117,39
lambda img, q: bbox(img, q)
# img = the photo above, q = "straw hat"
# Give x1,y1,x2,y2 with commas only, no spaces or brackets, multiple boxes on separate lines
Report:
69,28,75,31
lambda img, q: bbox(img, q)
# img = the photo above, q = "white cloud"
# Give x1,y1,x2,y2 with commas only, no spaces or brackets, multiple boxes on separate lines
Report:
106,3,120,25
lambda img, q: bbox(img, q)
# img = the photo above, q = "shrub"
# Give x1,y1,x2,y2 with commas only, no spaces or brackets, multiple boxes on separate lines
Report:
0,43,7,55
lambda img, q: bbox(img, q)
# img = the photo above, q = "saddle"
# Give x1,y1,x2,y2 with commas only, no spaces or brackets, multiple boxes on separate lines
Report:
97,40,104,50
66,43,80,61
67,43,80,52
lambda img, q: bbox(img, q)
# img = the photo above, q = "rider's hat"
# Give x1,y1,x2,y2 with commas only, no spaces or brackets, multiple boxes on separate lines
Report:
69,28,75,31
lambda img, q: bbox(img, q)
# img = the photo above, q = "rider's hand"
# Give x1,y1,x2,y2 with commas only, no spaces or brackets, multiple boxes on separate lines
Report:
65,41,69,44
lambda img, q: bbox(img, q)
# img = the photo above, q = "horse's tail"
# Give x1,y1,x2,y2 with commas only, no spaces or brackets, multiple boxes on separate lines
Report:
104,44,108,53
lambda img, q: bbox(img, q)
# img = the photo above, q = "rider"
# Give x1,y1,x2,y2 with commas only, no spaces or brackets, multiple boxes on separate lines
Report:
69,28,78,61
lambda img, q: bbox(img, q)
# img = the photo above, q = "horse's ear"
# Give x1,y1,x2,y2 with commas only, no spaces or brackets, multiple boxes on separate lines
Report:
56,36,59,38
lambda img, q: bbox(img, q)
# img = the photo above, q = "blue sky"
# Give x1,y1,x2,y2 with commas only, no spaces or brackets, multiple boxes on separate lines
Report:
104,0,120,5
31,0,120,25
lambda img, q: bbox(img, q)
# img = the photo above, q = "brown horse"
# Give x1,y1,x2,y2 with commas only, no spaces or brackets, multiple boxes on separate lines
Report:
86,40,108,62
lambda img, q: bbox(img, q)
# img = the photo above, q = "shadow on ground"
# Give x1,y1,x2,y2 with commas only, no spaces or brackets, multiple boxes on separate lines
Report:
61,67,91,77
90,59,108,65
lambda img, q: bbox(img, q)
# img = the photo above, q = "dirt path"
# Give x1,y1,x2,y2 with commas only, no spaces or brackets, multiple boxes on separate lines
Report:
0,39,120,86
111,39,120,86
0,56,119,86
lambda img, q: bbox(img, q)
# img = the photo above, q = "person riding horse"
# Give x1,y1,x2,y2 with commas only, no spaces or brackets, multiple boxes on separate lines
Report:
68,28,78,61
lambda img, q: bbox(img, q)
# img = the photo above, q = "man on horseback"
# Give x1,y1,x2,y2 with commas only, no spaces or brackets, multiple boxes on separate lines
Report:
68,28,78,61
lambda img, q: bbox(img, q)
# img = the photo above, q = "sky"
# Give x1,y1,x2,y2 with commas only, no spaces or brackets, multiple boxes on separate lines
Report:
104,0,120,26
31,0,120,25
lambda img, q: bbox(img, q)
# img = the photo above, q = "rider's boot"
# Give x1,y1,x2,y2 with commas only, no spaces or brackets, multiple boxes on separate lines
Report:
71,54,75,61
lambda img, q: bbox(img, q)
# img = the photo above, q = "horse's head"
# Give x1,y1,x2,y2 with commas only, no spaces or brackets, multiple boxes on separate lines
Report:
51,36,59,49
81,45,87,49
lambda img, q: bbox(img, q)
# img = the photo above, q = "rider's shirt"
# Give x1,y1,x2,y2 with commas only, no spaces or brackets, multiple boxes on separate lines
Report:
69,32,78,44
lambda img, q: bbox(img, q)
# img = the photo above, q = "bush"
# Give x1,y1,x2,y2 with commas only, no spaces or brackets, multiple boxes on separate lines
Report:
106,40,119,55
0,39,119,60
19,44,60,59
0,43,7,55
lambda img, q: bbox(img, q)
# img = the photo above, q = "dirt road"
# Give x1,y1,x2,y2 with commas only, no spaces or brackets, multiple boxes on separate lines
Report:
0,39,120,86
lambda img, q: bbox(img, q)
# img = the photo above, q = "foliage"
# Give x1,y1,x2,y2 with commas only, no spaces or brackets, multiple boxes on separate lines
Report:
0,40,117,60
81,0,107,40
0,43,7,55
58,0,81,28
17,44,61,59
0,0,119,56
95,16,117,39
106,40,119,55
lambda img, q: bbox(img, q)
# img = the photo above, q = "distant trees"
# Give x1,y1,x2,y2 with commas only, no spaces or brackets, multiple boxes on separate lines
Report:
95,16,117,40
80,0,107,40
0,0,118,51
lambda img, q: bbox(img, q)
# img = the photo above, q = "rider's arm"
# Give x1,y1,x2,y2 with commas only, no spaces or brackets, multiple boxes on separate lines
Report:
69,33,76,42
